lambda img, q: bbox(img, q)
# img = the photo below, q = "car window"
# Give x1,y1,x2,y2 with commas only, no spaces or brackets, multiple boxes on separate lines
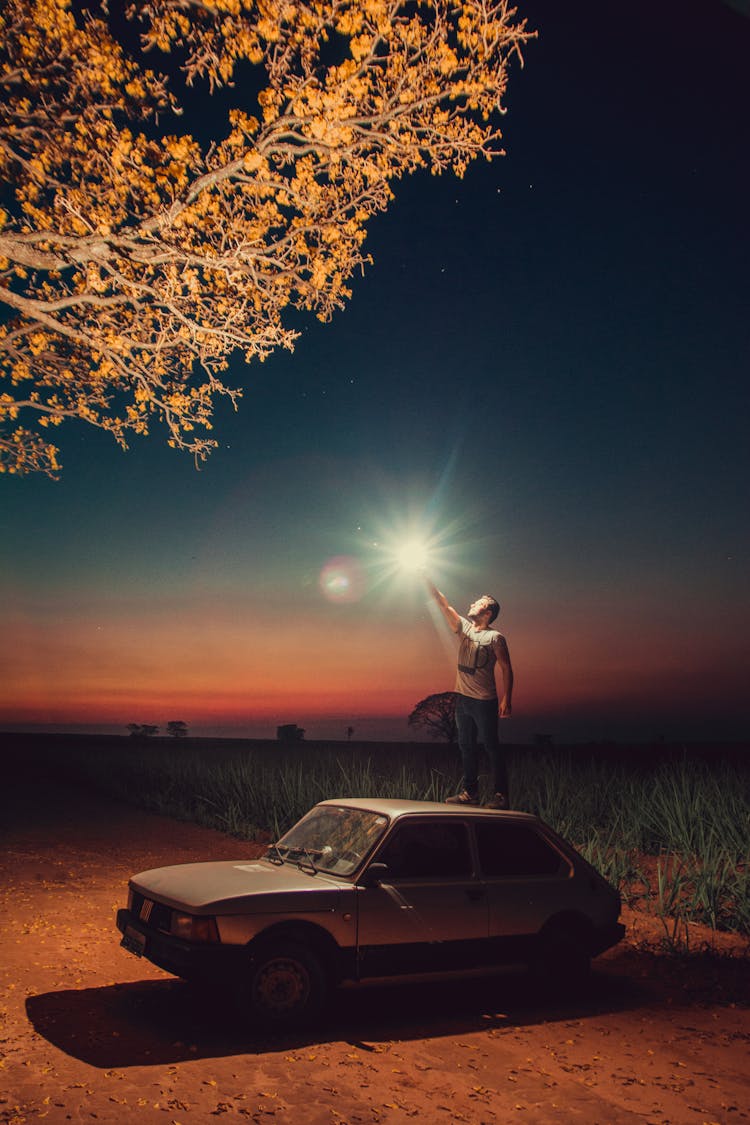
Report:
475,821,565,877
272,806,389,875
377,821,472,879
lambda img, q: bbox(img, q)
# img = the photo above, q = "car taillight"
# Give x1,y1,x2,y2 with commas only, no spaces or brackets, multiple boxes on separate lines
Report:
170,913,219,942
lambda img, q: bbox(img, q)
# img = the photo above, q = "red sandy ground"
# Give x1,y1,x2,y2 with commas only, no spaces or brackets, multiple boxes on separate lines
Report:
1,770,748,1125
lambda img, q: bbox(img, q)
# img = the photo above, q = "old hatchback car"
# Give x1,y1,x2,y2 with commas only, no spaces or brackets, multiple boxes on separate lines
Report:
117,798,624,1023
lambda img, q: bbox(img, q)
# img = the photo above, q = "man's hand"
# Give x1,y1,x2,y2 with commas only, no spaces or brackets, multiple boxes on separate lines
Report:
422,573,441,600
425,576,461,632
499,697,512,718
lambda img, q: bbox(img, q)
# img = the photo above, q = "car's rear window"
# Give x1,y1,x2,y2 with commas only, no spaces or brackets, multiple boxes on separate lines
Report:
475,821,565,877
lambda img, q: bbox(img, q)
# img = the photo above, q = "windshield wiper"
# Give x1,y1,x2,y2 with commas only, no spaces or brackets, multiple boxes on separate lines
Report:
286,846,319,874
265,844,286,865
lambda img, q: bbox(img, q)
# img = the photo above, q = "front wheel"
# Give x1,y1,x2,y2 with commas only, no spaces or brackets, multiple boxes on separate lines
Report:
247,941,326,1026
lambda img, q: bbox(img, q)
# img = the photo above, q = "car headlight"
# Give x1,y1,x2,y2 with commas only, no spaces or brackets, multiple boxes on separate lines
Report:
170,913,220,943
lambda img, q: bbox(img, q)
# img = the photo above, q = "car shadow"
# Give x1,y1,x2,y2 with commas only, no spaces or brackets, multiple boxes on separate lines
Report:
26,945,748,1069
26,958,658,1069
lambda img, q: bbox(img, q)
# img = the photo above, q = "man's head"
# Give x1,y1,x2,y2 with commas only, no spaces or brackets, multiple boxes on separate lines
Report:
468,594,500,626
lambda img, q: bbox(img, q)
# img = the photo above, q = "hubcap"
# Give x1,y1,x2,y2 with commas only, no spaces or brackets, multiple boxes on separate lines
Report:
254,956,310,1015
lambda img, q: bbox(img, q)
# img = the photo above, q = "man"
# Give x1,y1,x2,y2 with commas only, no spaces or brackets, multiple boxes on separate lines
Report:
425,579,514,808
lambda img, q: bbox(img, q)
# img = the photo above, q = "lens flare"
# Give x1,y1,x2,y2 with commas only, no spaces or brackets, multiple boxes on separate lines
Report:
319,555,365,603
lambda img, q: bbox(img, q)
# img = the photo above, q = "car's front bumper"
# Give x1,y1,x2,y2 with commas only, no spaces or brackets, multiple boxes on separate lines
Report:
116,909,245,980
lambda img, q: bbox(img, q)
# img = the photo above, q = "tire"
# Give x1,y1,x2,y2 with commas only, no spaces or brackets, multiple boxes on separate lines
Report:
247,941,326,1026
529,920,592,993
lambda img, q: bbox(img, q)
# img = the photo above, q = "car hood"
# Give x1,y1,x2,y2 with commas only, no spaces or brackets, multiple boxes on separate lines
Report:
130,858,349,914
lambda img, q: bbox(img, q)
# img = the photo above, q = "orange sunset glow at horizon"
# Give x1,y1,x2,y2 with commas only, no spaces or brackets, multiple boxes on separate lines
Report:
4,582,745,743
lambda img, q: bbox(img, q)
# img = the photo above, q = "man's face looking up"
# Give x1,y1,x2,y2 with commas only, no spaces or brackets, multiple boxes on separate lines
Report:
468,596,494,623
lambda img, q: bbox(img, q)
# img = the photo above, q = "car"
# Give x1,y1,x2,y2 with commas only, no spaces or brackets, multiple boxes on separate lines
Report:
116,798,625,1024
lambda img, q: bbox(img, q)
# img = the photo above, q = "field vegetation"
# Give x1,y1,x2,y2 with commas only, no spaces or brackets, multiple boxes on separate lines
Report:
10,734,749,947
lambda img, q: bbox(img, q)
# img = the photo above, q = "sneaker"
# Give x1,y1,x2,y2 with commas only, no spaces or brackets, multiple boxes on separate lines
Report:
445,790,480,806
485,793,508,810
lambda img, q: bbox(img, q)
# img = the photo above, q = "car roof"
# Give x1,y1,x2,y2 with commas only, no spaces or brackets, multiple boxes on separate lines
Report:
317,797,539,823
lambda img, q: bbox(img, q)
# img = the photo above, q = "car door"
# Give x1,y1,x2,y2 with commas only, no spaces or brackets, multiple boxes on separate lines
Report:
355,817,488,978
474,820,574,962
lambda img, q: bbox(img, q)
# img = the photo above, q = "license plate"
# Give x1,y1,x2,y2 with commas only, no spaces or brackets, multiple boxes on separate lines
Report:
121,925,147,957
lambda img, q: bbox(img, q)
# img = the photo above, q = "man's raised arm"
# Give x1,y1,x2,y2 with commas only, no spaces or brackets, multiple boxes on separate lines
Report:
424,576,461,632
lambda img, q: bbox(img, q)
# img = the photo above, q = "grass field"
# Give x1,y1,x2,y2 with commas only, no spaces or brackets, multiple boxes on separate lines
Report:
5,733,749,943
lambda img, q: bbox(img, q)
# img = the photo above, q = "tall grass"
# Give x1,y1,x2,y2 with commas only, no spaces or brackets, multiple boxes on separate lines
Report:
514,750,750,938
56,739,750,938
59,741,455,841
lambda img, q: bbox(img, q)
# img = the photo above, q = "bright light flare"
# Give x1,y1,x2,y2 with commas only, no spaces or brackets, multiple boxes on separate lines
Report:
342,494,475,607
361,507,465,597
393,538,430,574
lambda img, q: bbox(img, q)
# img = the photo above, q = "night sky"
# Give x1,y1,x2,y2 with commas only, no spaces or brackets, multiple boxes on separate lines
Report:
2,0,748,743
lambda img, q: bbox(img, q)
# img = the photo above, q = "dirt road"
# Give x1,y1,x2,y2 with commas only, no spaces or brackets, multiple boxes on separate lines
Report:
1,767,748,1124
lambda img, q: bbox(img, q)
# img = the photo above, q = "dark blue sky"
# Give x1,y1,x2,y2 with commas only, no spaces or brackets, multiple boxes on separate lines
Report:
2,0,748,741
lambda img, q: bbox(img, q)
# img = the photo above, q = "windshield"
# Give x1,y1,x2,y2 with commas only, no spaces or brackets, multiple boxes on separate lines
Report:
268,805,389,876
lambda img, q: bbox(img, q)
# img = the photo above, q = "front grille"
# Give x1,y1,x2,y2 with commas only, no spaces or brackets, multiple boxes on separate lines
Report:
130,891,172,934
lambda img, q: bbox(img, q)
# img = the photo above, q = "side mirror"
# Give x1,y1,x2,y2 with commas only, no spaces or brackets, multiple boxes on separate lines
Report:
360,862,390,888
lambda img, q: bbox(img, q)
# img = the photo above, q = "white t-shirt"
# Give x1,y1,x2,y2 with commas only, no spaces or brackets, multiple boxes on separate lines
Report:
454,616,504,700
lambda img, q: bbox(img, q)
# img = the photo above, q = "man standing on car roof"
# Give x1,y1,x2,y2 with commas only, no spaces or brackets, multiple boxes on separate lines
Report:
425,578,514,808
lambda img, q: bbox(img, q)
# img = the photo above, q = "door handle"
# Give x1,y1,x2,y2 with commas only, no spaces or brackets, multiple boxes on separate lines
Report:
465,887,486,901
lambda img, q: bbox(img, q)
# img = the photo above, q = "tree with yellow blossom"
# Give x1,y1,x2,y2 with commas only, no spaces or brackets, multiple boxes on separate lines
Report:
0,0,532,476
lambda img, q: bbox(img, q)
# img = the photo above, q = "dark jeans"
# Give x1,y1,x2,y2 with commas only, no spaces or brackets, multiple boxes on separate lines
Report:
455,694,508,799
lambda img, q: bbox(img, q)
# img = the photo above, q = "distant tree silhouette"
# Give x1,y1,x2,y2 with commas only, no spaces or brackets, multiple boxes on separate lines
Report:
408,692,457,743
346,726,354,741
167,720,189,739
127,723,159,739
